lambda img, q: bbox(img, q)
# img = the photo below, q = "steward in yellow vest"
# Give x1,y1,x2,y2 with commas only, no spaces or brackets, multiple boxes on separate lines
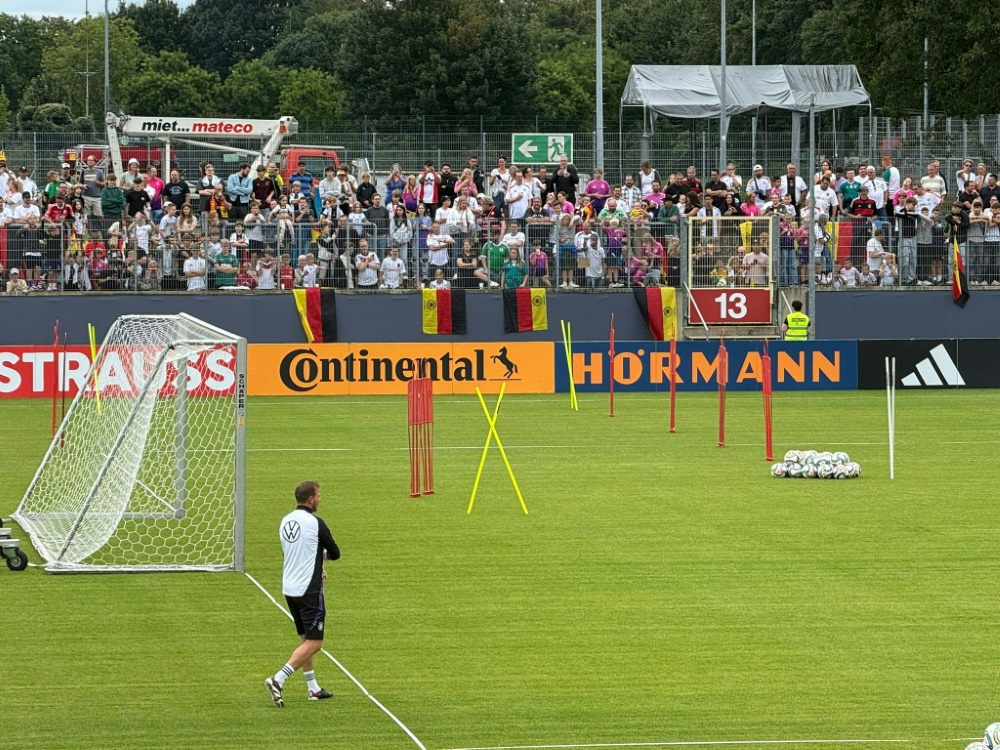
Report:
782,300,811,341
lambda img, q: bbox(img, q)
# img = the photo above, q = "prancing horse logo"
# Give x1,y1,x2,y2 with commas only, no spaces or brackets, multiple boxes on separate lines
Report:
491,346,519,378
281,520,301,543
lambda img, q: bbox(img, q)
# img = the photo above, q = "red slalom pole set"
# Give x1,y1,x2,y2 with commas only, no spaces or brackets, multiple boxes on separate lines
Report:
762,341,774,461
668,337,677,433
407,360,434,497
717,338,728,448
609,314,615,418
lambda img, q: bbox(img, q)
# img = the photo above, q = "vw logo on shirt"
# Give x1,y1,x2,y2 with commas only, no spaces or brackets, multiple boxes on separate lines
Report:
281,520,301,543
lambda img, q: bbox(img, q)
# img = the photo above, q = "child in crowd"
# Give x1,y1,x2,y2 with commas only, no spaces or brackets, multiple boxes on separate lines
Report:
256,250,276,290
429,267,451,289
815,261,833,287
858,263,878,287
236,260,258,289
302,253,319,288
273,196,294,247
880,253,898,286
279,253,294,290
528,240,551,288
710,258,729,286
603,218,625,287
838,257,860,287
293,255,308,287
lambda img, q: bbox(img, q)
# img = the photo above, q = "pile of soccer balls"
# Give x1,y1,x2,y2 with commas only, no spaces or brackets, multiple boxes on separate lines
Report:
770,450,861,479
967,721,1000,749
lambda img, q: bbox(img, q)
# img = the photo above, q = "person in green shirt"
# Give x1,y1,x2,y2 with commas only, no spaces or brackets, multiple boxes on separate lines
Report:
501,248,527,288
213,240,239,288
597,198,627,223
44,170,60,207
101,174,126,222
479,228,509,285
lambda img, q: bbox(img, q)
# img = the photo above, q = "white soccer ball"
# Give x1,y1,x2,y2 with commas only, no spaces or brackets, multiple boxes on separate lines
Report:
784,450,802,464
818,451,834,463
832,451,850,464
817,463,836,479
832,464,849,479
966,743,991,750
771,463,789,478
984,723,1000,750
787,463,807,478
844,462,861,478
717,277,728,287
804,463,819,478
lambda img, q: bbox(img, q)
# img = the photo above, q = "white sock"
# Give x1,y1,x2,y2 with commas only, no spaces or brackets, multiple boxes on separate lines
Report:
274,663,294,687
304,670,320,692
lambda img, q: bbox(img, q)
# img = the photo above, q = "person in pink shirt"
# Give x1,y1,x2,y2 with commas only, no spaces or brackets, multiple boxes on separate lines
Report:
145,165,165,221
629,255,649,286
583,168,612,214
644,181,666,207
641,233,665,285
893,177,915,206
741,191,761,216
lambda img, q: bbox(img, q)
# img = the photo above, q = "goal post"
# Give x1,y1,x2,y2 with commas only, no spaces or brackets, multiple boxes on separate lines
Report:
13,313,247,573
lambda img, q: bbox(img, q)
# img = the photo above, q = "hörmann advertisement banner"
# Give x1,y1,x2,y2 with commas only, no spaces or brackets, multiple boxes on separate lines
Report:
554,340,859,392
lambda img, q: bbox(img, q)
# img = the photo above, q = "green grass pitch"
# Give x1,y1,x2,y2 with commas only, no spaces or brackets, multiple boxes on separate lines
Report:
1,391,997,750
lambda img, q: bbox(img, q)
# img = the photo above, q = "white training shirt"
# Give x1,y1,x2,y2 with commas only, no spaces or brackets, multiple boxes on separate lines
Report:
280,506,339,597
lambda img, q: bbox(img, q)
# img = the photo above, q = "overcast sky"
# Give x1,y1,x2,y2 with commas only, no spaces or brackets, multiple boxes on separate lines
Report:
19,0,196,20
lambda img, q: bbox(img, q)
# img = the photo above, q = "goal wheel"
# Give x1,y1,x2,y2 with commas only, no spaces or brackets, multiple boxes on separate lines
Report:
0,518,5,527
5,549,28,571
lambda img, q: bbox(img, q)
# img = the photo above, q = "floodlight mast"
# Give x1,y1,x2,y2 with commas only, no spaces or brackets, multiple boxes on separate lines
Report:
104,113,300,178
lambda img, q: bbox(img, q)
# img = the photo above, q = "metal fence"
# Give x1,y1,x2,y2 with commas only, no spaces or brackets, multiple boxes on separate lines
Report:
4,115,1000,189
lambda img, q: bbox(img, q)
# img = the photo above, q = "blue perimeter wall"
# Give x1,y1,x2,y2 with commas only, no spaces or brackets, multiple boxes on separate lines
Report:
0,290,995,346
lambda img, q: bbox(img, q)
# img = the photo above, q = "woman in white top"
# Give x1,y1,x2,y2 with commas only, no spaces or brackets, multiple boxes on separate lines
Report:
388,206,413,264
489,156,511,213
446,196,476,248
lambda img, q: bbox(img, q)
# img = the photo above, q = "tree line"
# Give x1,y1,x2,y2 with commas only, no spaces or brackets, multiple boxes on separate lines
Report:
0,0,995,134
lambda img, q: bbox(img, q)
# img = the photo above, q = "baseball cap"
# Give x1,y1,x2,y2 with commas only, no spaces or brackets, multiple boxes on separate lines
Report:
18,166,27,172
753,164,763,171
61,162,71,169
9,267,19,274
128,158,139,165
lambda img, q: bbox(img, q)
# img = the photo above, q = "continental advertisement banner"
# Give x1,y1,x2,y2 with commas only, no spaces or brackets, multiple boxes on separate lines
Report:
249,343,555,395
555,340,859,392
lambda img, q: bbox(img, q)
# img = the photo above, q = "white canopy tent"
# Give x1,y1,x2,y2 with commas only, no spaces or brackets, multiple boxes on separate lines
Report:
620,64,871,120
619,64,873,177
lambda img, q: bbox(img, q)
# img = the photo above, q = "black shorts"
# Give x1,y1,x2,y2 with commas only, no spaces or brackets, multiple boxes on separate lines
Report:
285,592,326,641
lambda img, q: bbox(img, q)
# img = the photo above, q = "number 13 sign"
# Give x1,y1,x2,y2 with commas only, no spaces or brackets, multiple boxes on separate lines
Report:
688,288,772,325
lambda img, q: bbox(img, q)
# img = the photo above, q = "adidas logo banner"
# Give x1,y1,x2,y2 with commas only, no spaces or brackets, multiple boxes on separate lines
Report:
857,339,1000,389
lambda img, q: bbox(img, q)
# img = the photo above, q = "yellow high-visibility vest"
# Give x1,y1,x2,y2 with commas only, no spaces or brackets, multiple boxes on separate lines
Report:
784,311,810,341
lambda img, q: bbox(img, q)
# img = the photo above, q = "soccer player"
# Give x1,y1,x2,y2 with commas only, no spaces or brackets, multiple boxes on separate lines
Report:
265,480,340,707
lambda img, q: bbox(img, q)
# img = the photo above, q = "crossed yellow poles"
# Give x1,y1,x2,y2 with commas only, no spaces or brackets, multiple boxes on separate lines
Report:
467,383,528,515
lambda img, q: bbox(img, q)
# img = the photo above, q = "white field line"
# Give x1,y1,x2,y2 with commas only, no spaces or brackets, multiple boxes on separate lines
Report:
244,572,427,750
437,739,911,750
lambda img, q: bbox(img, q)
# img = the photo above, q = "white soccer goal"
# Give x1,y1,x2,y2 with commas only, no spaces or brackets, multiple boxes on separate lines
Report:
13,313,247,573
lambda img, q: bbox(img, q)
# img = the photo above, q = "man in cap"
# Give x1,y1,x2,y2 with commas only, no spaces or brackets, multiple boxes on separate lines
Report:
6,267,29,296
747,164,771,200
59,162,77,192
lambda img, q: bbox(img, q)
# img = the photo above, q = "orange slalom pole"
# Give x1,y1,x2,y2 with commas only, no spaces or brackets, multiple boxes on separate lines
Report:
609,314,615,418
668,336,677,433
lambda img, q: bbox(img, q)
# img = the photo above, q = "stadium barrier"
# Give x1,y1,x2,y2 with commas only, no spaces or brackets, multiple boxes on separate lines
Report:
4,339,998,398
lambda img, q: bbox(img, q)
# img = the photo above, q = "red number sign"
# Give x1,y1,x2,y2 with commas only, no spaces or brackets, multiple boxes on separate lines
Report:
688,288,772,325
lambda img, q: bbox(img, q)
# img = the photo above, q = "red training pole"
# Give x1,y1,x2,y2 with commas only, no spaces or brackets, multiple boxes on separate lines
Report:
609,314,615,418
51,320,59,439
668,336,677,434
762,353,773,461
717,339,727,448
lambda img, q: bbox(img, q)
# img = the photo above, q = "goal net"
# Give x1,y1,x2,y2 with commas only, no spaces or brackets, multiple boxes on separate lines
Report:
13,314,247,573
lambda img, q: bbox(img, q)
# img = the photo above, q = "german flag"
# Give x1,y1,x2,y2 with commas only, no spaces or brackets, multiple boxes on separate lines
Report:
952,236,970,308
422,288,467,334
633,287,678,340
293,287,337,343
503,288,548,333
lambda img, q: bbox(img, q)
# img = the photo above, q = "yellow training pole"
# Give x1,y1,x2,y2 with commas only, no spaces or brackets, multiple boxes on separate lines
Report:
561,320,578,411
475,386,529,515
88,323,102,415
467,382,505,514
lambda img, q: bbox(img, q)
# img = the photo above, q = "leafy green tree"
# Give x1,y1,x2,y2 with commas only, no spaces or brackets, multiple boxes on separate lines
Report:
20,73,69,109
0,16,72,114
116,0,191,54
40,17,141,118
120,51,222,115
219,60,284,119
0,86,11,132
16,103,76,132
279,69,344,130
182,0,293,77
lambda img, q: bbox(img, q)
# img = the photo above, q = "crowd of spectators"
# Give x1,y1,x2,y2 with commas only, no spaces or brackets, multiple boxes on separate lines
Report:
1,150,996,296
